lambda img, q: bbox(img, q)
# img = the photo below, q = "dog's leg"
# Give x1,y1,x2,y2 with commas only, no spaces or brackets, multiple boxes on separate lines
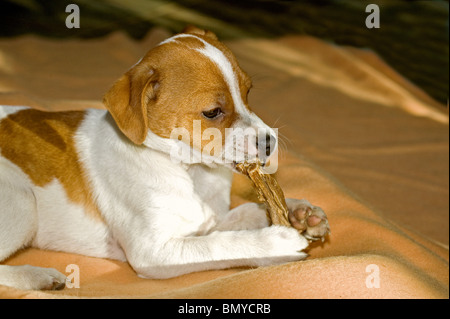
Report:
0,265,67,291
124,199,331,279
213,202,270,231
129,225,309,279
0,175,67,290
214,200,330,241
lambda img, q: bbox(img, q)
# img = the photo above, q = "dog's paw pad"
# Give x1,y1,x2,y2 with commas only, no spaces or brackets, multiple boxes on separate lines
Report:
288,206,311,231
287,199,330,242
47,277,67,290
306,214,322,227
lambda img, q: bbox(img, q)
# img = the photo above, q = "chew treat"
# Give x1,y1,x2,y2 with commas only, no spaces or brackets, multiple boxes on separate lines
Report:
235,162,291,227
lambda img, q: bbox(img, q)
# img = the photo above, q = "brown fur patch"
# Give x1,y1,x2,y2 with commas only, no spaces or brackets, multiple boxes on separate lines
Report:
104,33,252,155
0,109,102,221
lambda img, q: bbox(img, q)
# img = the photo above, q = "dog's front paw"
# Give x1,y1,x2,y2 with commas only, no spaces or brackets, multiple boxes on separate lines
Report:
286,198,330,242
2,265,67,291
256,226,309,265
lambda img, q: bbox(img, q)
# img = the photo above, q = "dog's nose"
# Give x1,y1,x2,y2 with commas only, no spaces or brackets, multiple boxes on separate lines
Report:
256,133,277,159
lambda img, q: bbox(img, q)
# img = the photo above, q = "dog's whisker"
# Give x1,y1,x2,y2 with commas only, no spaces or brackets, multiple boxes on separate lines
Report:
275,131,293,161
271,114,283,129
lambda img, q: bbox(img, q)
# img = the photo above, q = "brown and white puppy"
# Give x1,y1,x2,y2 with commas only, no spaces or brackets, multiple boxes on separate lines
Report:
0,27,329,290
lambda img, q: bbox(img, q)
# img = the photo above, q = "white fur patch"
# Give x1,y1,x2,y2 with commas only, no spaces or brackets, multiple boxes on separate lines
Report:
31,179,126,260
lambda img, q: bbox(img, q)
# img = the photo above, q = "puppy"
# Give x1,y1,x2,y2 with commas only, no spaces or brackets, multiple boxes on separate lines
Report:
0,27,329,290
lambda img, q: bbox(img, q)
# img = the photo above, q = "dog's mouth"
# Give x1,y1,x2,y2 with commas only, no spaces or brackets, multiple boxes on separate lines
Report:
230,160,244,174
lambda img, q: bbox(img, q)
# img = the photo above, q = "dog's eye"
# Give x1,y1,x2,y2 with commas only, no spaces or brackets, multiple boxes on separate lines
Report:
202,108,223,119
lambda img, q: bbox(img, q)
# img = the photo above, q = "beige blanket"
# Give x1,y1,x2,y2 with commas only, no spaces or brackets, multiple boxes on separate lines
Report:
0,29,448,298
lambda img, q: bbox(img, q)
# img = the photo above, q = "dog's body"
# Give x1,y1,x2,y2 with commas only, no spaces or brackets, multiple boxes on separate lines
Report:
0,28,329,290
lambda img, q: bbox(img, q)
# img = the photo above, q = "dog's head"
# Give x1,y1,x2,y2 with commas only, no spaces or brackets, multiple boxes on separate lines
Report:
103,26,277,171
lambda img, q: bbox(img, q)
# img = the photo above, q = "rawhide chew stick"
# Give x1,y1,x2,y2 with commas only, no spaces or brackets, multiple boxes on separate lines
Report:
235,162,291,227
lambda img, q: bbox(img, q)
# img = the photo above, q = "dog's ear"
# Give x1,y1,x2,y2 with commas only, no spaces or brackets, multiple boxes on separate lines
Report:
103,64,159,145
182,25,218,41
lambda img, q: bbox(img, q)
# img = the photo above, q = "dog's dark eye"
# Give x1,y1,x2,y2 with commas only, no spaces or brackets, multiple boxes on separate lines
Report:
202,108,223,119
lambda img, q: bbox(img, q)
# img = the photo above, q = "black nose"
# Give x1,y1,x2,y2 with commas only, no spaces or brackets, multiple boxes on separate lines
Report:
256,133,276,158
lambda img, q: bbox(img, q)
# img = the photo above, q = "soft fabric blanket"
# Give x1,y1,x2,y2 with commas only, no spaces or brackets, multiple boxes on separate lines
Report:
0,28,448,298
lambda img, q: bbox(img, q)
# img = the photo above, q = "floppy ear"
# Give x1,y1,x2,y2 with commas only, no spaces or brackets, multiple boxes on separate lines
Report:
182,25,218,41
103,65,158,145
